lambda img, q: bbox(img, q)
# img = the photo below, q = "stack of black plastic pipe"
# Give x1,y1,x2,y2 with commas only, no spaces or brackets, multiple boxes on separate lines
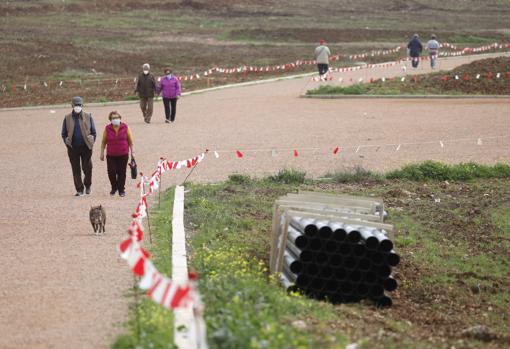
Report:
280,217,399,307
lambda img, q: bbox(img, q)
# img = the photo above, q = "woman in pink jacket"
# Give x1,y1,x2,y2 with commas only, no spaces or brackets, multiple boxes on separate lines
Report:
100,111,134,197
157,68,182,123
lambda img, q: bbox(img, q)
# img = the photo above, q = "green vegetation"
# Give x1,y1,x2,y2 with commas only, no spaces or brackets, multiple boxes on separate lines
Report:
307,84,369,95
386,161,510,181
185,178,346,349
114,161,510,348
325,166,384,183
269,168,307,184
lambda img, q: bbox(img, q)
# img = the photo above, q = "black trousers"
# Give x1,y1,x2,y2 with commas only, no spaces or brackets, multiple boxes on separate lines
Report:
163,98,178,122
106,154,129,193
317,64,329,75
411,56,420,68
67,145,92,192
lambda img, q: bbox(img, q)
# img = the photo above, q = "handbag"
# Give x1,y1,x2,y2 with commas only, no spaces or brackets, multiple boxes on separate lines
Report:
129,157,137,179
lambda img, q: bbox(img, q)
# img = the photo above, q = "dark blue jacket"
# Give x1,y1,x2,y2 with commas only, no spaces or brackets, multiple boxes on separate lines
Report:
407,38,423,57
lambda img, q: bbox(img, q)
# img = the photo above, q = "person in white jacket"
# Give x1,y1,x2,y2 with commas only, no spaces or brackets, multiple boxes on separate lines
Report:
314,39,331,75
426,34,440,69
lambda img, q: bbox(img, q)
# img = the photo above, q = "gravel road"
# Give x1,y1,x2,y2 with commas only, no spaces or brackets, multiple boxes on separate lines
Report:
0,52,509,348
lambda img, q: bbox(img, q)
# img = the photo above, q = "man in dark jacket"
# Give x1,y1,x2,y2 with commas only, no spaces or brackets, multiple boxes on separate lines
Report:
61,96,96,196
135,63,157,123
407,34,423,68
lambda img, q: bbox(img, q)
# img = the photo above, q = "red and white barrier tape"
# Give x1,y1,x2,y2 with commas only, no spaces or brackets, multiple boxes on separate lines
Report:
3,43,508,92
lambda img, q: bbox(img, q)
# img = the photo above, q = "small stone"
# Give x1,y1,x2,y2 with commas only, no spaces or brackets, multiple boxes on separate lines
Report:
461,325,497,342
346,343,358,349
291,320,307,330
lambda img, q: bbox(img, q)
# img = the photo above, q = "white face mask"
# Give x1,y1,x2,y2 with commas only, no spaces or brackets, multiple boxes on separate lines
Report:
143,70,149,75
111,118,121,126
73,106,82,114
167,74,172,79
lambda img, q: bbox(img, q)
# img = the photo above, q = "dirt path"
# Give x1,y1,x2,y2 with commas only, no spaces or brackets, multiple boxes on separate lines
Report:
1,52,509,349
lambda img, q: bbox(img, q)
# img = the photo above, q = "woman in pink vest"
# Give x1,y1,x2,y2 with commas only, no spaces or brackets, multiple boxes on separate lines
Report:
99,111,134,197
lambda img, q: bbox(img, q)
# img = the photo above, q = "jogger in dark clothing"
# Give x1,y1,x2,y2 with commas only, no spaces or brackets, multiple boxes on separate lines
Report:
163,97,177,122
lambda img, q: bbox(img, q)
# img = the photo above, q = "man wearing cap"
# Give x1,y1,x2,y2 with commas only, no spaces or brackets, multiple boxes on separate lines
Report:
314,39,331,76
61,97,97,196
135,63,157,123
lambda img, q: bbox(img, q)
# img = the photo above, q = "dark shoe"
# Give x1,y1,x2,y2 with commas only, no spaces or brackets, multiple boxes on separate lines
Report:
165,119,170,123
110,189,117,196
75,191,85,197
85,187,91,195
119,191,126,197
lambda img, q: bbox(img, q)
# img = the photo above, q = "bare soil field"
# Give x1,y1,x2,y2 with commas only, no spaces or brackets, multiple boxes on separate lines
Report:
1,0,510,107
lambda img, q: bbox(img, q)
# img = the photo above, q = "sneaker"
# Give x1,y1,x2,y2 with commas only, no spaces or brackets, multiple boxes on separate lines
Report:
165,119,170,123
85,187,91,195
119,191,126,197
110,189,117,196
75,191,85,197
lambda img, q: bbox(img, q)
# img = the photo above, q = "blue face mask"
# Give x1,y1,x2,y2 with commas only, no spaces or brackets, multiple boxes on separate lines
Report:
166,74,172,80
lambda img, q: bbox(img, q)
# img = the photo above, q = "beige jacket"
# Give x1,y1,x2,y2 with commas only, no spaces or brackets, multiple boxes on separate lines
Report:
64,112,95,150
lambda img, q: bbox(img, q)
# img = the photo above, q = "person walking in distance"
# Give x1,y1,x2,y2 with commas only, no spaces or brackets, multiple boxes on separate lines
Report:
135,63,157,123
407,34,423,69
314,39,331,76
61,96,96,196
426,34,440,69
99,111,134,197
157,68,181,123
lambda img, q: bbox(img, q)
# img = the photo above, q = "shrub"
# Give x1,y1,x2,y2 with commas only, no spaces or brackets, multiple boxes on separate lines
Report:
269,169,306,184
328,166,383,183
228,174,251,184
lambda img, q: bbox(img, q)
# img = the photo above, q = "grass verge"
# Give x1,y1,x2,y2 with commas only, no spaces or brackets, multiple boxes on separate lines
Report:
114,162,510,348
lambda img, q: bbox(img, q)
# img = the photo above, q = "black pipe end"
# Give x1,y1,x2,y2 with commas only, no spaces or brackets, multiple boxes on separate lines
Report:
374,295,393,308
333,229,347,241
382,277,398,292
348,230,362,243
304,224,318,237
379,240,394,253
387,252,400,267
